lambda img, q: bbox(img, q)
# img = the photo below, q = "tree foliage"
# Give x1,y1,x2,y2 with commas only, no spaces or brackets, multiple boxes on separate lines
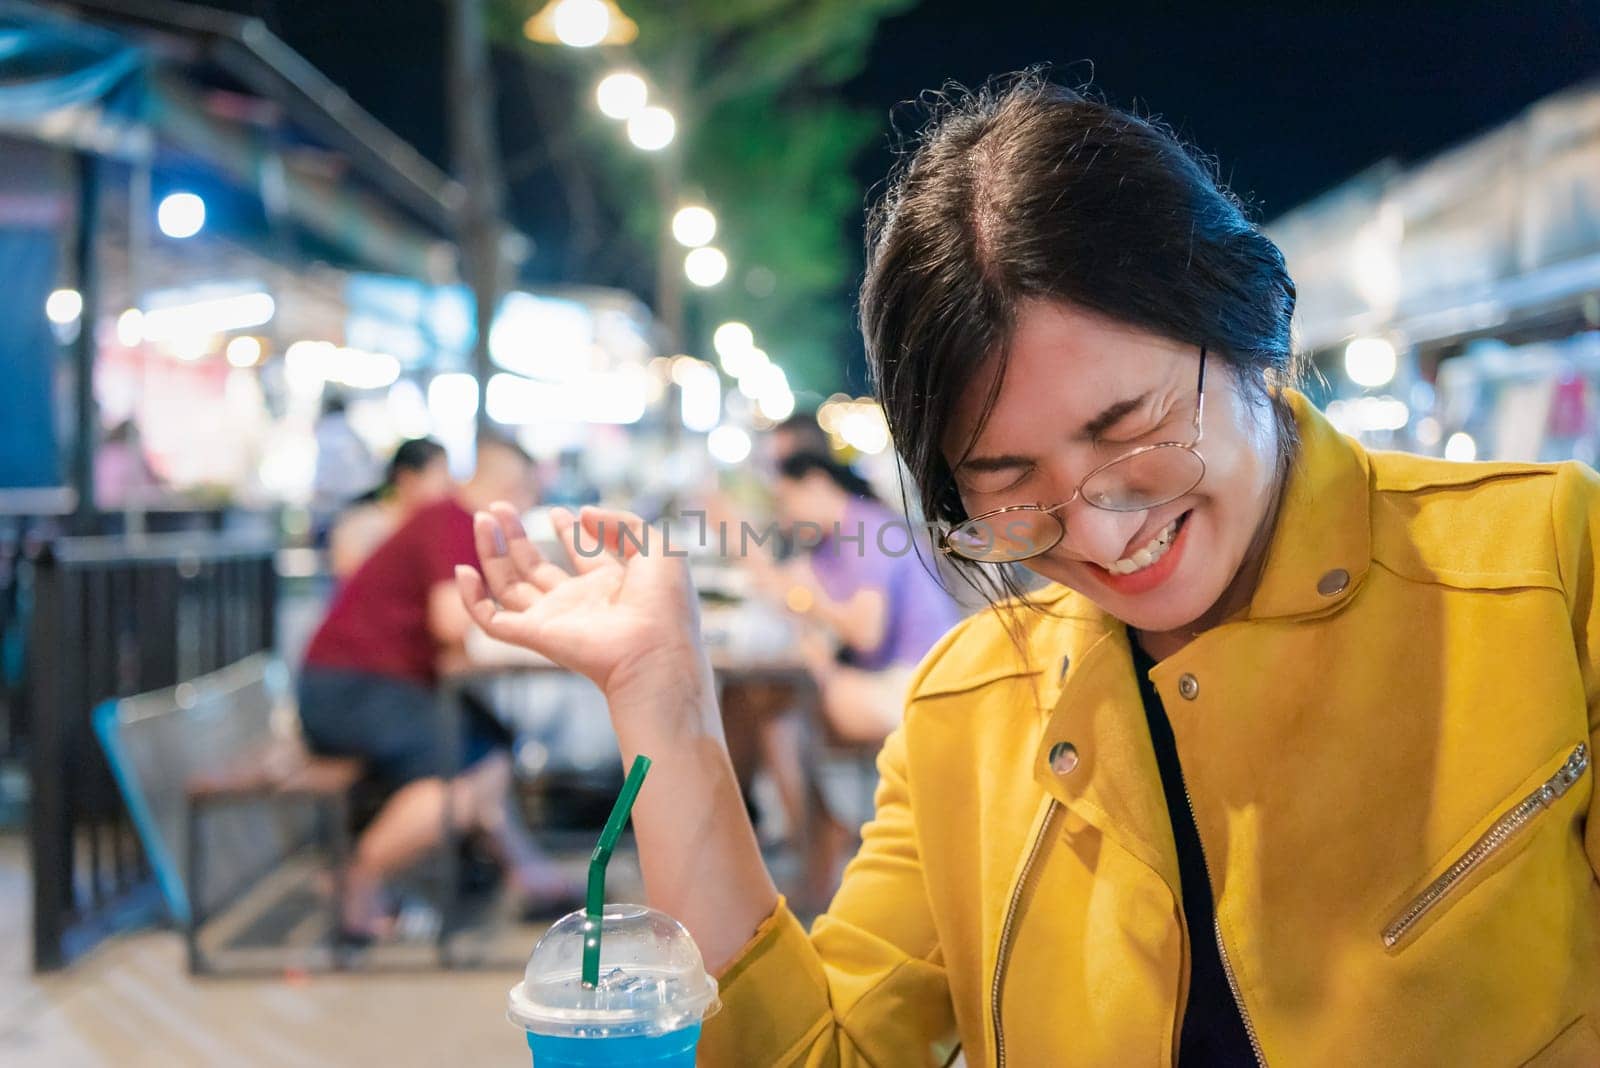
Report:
488,0,914,394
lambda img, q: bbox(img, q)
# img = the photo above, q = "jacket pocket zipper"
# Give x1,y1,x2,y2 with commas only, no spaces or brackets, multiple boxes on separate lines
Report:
1382,742,1589,950
991,800,1057,1068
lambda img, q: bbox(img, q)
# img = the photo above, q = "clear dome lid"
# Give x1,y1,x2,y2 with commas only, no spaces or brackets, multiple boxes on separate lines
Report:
507,904,720,1038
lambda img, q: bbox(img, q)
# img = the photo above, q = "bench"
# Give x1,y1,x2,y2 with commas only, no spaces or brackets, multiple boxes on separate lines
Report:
94,655,365,974
184,736,363,973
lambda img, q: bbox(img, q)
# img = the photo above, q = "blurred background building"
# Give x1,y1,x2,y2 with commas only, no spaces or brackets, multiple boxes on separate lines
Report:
1273,80,1600,465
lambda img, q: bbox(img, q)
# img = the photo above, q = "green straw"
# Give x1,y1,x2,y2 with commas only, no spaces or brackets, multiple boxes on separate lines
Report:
582,753,652,988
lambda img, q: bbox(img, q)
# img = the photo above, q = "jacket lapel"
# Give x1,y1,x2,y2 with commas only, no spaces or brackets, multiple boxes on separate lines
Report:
1030,619,1183,899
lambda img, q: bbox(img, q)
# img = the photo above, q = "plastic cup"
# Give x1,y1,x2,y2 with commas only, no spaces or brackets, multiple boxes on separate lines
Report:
508,903,720,1066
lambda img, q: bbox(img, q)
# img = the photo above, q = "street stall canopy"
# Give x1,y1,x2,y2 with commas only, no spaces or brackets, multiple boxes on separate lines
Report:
0,2,145,128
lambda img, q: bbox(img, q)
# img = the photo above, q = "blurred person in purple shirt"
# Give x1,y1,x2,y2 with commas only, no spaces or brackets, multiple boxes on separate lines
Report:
736,451,962,906
763,451,963,737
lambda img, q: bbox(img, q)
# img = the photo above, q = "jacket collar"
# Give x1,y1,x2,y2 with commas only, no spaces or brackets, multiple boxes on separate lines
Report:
1023,393,1373,882
1027,388,1372,698
1243,390,1372,622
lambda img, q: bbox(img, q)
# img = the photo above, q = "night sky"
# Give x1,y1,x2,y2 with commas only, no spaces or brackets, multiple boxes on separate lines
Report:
235,0,1600,221
191,0,1599,384
847,0,1600,217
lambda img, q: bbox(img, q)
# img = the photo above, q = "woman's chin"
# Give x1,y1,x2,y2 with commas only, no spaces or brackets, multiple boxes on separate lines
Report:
1115,601,1208,636
1043,564,1224,636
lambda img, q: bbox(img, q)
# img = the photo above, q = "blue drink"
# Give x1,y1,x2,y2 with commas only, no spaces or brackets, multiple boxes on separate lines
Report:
525,1023,702,1066
509,905,719,1066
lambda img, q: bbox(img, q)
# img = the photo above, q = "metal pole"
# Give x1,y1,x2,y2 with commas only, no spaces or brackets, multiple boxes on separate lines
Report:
70,153,101,535
654,46,693,462
446,0,505,445
654,149,685,353
28,547,67,970
125,158,152,540
653,41,692,357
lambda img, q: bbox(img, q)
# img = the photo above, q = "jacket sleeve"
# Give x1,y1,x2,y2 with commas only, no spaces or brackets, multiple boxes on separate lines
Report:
697,723,960,1067
1552,460,1600,873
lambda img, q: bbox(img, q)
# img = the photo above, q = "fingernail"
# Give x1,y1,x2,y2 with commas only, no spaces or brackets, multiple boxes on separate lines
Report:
491,526,508,555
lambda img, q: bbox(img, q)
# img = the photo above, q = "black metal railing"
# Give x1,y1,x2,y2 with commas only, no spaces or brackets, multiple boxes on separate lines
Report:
28,529,277,970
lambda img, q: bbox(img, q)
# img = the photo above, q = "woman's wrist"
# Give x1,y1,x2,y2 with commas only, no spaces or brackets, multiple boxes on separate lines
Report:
605,643,723,745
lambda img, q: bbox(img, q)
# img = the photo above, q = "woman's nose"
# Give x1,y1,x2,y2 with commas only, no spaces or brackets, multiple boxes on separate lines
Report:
1059,500,1149,568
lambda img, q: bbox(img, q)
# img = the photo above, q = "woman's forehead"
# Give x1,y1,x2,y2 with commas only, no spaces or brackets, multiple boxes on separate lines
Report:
944,304,1182,459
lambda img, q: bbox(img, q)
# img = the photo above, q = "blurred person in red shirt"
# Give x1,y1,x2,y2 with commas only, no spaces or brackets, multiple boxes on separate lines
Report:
328,437,454,581
299,436,579,939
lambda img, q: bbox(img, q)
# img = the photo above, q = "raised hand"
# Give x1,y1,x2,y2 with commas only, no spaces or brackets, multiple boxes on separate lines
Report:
460,505,778,968
456,504,717,737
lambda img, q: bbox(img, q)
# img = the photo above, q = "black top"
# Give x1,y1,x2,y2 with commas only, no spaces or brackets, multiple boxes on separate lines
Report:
1129,635,1257,1065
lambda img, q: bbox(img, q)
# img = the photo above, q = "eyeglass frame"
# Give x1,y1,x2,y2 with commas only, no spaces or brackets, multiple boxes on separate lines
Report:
939,346,1210,563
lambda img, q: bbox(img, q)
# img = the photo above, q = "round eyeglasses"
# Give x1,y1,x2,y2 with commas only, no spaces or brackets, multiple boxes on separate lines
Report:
941,348,1209,564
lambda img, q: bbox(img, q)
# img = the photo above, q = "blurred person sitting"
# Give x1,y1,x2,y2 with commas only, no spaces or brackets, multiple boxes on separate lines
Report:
725,451,961,906
707,411,831,558
767,412,831,469
298,435,579,940
763,451,963,741
328,437,453,581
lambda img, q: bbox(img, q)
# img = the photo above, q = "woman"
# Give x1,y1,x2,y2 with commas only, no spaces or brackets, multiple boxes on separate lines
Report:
328,437,454,580
457,77,1600,1065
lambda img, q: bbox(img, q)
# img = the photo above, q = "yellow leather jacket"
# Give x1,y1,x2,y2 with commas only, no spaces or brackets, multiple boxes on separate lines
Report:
701,394,1600,1067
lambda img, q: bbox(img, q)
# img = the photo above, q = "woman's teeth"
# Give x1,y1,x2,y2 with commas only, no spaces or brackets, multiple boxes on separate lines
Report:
1108,517,1181,575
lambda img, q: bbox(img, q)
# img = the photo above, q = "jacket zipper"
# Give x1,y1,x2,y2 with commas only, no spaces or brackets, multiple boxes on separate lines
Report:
991,800,1057,1068
1180,781,1267,1066
1382,742,1589,950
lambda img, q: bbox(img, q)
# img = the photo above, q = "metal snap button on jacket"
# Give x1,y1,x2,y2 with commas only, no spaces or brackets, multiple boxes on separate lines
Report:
1318,568,1351,597
1177,673,1200,701
1048,741,1079,776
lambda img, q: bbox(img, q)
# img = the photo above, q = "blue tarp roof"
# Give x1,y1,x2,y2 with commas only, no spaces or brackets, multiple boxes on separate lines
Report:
0,1,145,124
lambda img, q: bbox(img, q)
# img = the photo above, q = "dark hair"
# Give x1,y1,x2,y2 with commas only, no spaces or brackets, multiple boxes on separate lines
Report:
773,413,829,448
778,450,879,504
861,73,1301,604
386,437,448,487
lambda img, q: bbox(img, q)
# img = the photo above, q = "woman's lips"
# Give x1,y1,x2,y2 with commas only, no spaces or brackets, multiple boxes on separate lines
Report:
1088,510,1193,596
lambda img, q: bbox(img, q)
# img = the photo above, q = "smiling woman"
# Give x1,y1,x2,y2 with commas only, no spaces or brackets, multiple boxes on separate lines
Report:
862,75,1300,621
462,72,1600,1068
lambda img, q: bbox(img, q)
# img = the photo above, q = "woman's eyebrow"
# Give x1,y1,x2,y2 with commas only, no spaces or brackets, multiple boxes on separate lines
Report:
957,452,1032,474
1079,393,1151,439
958,391,1153,473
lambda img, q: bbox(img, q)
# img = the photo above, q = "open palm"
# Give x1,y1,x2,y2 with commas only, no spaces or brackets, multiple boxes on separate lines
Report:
456,504,707,700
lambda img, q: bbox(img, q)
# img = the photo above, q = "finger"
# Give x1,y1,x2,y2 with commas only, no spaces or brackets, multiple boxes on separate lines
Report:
472,511,519,594
487,502,561,593
578,506,651,561
455,565,551,653
551,507,618,576
472,511,543,611
455,565,505,634
470,511,553,613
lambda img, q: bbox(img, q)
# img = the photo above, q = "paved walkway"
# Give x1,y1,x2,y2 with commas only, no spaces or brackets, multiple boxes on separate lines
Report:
0,836,561,1067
